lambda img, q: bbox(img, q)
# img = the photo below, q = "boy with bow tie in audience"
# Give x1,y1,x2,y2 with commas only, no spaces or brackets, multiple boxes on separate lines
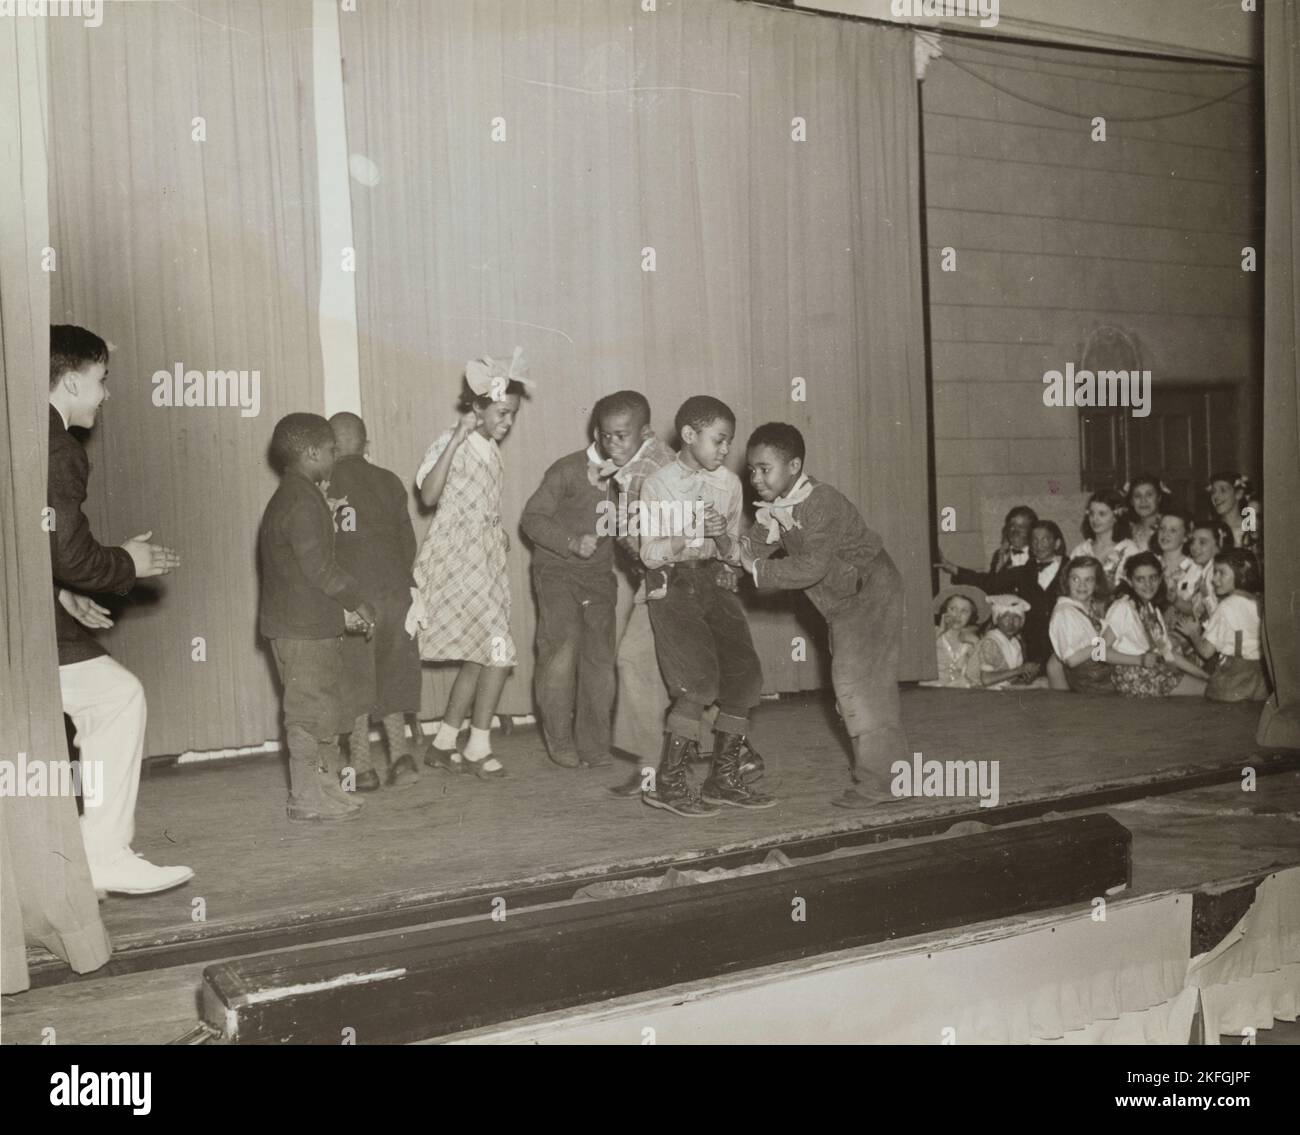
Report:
740,422,909,809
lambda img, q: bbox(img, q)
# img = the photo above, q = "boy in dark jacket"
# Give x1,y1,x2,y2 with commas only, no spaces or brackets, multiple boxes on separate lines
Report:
520,410,619,770
741,422,910,809
327,413,423,790
259,413,375,821
48,324,192,895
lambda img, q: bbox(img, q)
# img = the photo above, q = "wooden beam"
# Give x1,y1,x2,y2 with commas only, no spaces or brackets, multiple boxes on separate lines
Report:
201,814,1130,1044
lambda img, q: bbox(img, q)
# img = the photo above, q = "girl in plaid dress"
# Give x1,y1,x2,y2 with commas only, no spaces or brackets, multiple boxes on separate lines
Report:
414,349,531,776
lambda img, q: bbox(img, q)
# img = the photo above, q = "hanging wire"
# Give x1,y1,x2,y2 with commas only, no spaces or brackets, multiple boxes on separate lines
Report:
939,52,1256,124
940,31,1256,76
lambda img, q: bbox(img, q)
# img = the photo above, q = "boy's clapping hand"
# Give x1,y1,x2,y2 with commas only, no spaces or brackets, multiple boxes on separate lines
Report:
58,588,114,629
121,531,181,577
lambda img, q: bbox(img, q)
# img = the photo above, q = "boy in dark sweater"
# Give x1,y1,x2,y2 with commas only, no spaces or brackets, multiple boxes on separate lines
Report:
520,408,620,769
741,423,910,809
259,413,376,822
327,412,423,790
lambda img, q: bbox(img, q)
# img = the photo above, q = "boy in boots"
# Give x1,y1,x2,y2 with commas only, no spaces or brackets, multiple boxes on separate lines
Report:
638,396,775,817
740,423,909,809
328,412,424,789
259,413,376,822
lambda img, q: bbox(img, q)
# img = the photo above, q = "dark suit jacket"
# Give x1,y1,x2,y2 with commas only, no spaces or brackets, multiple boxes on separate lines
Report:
48,405,137,665
257,467,363,640
327,454,418,601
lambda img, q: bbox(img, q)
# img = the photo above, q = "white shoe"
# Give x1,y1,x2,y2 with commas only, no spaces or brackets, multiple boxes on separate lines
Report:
90,851,194,897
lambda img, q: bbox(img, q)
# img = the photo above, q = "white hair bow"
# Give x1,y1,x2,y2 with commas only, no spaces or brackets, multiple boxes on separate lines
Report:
466,345,534,399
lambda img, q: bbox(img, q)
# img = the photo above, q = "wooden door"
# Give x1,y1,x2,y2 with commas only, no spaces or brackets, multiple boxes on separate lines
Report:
1080,386,1238,513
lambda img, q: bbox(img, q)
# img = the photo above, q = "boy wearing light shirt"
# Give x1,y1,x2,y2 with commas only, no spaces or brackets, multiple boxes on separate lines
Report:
638,396,773,817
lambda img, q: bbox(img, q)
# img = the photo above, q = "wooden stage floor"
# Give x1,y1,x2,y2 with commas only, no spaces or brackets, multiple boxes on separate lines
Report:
5,687,1299,1044
40,688,1300,953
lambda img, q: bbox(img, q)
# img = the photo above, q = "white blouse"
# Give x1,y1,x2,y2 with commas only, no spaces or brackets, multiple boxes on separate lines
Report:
1049,597,1098,659
1103,596,1163,655
1203,593,1261,660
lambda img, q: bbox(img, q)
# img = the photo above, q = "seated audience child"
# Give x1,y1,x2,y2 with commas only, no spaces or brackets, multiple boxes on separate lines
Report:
1206,472,1257,550
740,422,910,809
975,594,1040,689
1176,548,1268,702
1047,555,1114,694
1151,509,1194,595
1070,490,1141,590
259,413,377,822
1124,474,1169,550
327,412,424,790
1018,520,1068,665
519,401,622,770
1102,552,1206,698
921,585,987,689
639,396,773,816
1173,518,1233,624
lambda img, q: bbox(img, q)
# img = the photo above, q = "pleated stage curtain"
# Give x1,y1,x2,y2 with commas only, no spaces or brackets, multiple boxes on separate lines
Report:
46,1,323,754
339,0,932,716
1257,0,1300,749
0,16,111,995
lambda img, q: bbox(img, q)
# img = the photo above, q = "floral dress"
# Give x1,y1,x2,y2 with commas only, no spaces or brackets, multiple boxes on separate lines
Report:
1103,596,1181,698
413,428,517,667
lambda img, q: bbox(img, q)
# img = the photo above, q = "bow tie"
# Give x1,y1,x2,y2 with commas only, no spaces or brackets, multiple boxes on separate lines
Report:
1008,549,1030,567
586,444,618,485
755,475,812,543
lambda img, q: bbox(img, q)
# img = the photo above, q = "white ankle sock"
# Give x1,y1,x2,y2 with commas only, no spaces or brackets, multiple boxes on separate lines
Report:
463,726,492,761
433,721,461,750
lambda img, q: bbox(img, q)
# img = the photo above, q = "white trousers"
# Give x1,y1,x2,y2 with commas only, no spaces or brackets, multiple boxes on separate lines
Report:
58,654,146,867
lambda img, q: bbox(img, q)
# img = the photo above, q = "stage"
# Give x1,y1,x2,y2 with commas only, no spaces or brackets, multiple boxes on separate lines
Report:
5,688,1299,1043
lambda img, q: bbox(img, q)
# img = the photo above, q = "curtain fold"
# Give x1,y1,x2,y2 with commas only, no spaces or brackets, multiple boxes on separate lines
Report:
340,0,932,715
1,14,110,996
45,0,324,755
1256,0,1300,749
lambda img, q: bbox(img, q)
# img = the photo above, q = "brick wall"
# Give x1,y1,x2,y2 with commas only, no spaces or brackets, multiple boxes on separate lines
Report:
922,40,1263,569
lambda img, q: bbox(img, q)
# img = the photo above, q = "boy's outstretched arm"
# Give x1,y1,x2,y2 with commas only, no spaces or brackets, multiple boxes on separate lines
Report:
49,444,137,595
750,493,837,591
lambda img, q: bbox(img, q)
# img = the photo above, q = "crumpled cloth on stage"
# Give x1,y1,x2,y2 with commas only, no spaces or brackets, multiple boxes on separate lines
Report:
1187,866,1300,1043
